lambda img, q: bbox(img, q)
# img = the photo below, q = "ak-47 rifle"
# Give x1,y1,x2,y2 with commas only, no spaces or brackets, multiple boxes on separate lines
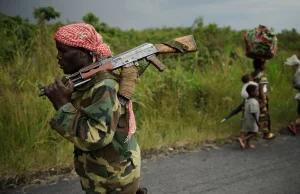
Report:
38,35,198,99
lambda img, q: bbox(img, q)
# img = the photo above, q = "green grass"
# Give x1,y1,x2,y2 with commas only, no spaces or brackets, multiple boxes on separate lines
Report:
0,36,74,177
0,27,298,179
133,53,296,149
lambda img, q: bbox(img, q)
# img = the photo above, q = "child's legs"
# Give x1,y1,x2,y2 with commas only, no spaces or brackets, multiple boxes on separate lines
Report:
240,132,246,139
245,132,257,145
242,132,256,143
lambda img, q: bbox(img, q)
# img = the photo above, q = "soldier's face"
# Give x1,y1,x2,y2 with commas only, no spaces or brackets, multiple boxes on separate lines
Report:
55,41,86,74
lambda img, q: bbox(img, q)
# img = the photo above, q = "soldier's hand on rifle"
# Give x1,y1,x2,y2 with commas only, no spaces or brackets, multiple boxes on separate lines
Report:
44,78,74,110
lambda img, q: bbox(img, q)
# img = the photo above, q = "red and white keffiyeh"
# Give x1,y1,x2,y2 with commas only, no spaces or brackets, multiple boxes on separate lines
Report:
125,100,136,143
54,22,136,142
54,22,112,61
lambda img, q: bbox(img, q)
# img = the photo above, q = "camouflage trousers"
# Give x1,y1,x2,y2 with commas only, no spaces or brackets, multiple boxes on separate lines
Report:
84,177,140,194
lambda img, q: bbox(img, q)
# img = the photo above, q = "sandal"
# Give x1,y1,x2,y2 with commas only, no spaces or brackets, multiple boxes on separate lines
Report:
287,124,297,135
263,132,276,139
246,144,256,149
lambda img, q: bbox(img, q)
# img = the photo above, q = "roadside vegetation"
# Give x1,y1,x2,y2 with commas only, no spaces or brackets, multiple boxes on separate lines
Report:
1,8,300,179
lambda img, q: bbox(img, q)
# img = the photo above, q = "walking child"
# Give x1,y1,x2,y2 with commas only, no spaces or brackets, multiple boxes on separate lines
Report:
238,84,260,149
240,74,258,139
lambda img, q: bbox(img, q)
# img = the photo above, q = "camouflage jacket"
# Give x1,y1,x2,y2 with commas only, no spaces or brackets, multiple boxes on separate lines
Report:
50,71,141,194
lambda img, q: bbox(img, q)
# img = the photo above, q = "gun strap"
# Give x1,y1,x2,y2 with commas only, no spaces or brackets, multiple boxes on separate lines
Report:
163,40,189,53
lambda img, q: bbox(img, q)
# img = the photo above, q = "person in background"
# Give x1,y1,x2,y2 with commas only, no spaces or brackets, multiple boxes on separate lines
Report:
240,73,258,140
238,84,260,149
250,59,276,139
285,54,300,135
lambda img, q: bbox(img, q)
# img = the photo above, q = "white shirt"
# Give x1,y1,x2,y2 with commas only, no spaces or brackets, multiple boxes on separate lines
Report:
242,98,260,132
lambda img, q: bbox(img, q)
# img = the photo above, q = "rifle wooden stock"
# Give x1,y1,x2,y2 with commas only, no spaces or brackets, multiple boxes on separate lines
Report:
81,62,113,80
155,35,198,54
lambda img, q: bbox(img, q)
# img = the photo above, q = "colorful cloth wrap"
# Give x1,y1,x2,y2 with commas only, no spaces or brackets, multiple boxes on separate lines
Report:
244,25,277,60
254,72,270,134
54,22,136,142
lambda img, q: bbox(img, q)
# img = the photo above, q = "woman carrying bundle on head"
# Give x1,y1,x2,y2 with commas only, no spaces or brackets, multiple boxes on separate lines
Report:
244,25,277,139
250,59,276,139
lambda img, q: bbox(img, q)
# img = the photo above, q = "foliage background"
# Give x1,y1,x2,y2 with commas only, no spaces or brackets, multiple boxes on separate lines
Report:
0,10,300,178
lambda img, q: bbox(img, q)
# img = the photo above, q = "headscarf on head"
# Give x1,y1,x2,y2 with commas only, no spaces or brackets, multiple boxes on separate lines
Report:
54,22,112,62
54,22,137,143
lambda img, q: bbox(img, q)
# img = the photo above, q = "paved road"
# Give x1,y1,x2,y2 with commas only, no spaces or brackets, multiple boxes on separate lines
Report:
2,134,300,194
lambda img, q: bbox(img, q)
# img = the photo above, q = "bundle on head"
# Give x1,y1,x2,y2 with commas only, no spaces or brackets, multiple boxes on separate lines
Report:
244,25,277,60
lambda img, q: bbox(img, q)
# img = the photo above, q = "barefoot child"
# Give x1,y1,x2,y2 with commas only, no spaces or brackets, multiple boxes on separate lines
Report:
240,74,258,140
239,84,260,149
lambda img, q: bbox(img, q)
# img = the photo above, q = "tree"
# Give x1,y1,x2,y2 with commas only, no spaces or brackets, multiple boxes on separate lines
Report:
191,16,204,30
82,12,99,26
0,13,38,63
33,6,60,25
82,12,110,32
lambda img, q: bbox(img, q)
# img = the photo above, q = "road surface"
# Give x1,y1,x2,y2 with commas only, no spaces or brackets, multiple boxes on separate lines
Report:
2,133,300,194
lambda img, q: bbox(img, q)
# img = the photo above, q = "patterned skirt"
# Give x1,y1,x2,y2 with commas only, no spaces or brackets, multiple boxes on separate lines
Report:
258,97,271,133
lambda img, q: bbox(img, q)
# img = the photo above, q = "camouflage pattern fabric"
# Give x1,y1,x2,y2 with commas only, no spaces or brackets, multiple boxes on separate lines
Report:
50,71,141,194
244,25,277,59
